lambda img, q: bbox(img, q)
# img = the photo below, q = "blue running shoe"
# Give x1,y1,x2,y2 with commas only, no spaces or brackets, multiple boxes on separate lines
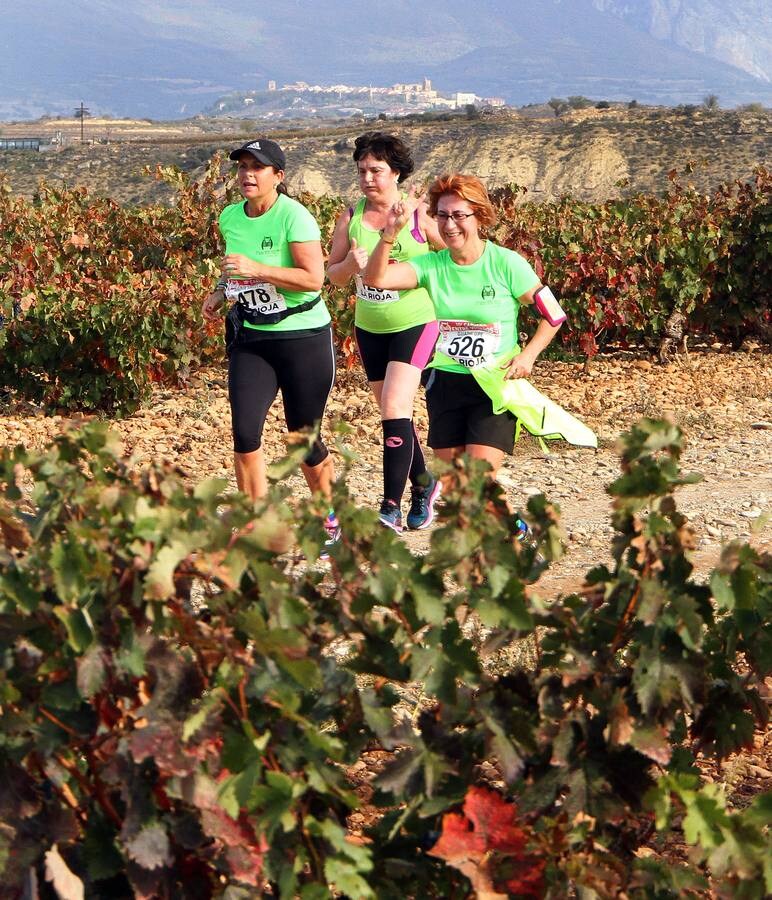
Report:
319,513,341,560
513,516,546,564
513,517,530,542
378,499,403,533
406,475,442,530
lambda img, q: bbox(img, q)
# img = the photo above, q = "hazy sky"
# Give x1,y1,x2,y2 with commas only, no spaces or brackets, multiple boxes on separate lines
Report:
1,0,769,118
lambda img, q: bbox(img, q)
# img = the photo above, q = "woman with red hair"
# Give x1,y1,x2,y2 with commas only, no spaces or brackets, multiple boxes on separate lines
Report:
363,173,565,533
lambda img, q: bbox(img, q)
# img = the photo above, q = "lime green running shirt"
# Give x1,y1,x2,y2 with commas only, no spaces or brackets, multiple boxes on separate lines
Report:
348,198,435,334
408,242,540,374
219,194,330,334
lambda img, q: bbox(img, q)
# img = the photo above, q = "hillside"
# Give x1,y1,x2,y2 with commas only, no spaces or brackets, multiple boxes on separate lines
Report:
0,106,769,205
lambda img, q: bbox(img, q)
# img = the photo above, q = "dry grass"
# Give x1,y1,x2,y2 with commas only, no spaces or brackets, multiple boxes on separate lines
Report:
1,106,769,205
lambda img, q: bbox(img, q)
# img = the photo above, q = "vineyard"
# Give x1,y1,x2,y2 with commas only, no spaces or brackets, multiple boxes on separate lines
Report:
0,158,769,413
0,162,770,897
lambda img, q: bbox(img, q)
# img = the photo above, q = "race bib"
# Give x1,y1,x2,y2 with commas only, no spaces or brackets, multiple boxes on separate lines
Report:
225,279,287,316
354,275,400,305
437,320,501,369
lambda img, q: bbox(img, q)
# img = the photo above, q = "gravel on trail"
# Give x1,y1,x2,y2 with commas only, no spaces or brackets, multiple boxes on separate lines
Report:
2,348,769,591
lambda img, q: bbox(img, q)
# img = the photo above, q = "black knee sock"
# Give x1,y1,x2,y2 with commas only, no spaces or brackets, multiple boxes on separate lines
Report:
382,418,414,505
408,421,428,486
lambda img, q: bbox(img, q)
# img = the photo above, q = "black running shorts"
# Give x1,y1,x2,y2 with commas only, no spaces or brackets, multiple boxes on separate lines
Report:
425,369,516,453
354,321,439,383
228,326,336,462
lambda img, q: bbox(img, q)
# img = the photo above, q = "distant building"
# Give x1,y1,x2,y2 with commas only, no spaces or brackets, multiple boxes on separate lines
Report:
483,97,506,107
454,92,477,108
392,79,436,98
0,137,41,151
268,80,276,91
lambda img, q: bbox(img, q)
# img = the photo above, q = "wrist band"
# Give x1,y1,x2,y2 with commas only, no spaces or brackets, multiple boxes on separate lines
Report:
215,278,227,291
380,233,396,245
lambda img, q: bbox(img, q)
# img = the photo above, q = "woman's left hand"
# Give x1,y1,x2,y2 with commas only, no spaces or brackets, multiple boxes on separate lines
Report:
222,254,262,280
503,351,535,379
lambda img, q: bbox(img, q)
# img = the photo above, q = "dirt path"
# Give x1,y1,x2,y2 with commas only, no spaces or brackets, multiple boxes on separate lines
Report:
1,349,770,595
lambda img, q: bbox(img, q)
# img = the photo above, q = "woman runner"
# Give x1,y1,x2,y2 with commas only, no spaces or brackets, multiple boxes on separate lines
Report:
202,138,340,549
327,132,444,532
363,173,564,535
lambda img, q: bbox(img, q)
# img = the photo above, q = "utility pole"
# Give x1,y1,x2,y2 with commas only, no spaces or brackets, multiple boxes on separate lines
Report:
73,102,90,143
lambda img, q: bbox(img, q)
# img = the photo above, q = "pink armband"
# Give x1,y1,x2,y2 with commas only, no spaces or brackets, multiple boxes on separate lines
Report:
534,286,567,326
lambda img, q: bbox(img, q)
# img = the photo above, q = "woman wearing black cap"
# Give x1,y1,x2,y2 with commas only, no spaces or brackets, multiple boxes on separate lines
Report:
202,138,340,549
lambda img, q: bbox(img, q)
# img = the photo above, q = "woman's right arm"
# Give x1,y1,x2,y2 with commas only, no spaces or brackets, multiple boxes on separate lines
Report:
202,282,226,319
203,215,228,319
362,201,419,291
326,210,369,286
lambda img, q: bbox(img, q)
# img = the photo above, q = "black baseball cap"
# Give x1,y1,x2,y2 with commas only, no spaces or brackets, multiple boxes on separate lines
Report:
229,138,286,170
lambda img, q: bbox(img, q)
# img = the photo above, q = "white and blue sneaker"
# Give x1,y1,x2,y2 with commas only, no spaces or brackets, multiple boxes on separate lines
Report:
319,513,341,560
378,499,403,533
406,475,442,530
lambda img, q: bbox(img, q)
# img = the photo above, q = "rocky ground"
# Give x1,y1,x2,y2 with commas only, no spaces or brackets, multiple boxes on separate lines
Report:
2,347,769,589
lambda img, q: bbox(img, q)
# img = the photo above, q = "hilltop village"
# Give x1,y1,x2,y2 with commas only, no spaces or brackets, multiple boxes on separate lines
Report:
209,78,505,119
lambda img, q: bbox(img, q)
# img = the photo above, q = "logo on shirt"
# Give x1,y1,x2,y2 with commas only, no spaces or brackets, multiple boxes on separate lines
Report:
390,241,403,256
261,237,274,250
481,285,495,300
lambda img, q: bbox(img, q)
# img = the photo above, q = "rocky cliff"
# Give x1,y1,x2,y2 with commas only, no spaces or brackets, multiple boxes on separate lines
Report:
592,0,771,82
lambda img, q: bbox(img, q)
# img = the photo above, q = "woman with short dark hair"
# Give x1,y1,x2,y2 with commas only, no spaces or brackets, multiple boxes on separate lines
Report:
327,132,444,532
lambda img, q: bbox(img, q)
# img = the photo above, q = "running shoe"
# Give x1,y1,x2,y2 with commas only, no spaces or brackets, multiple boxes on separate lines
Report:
406,475,442,530
378,499,403,533
513,517,546,564
319,513,341,560
513,517,530,542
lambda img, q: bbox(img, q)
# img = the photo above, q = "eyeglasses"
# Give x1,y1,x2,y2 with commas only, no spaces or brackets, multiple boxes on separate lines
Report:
436,211,476,222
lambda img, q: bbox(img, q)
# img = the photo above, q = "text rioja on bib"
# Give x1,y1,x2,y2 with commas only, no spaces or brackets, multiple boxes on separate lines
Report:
354,275,400,304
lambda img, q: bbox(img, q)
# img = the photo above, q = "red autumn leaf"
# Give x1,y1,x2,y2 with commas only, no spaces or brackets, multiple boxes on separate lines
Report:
464,786,528,856
428,810,487,866
129,721,196,777
67,233,90,250
430,787,545,898
579,331,599,357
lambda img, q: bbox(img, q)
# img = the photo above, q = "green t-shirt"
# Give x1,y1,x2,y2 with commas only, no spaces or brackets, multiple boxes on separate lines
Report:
219,194,330,334
348,197,435,334
408,242,539,374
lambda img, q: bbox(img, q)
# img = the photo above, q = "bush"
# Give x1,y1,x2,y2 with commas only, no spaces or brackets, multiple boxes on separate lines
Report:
0,161,226,413
0,420,769,896
1,163,769,411
493,165,771,355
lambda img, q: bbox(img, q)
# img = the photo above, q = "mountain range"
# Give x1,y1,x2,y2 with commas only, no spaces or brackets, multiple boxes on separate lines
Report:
1,0,769,120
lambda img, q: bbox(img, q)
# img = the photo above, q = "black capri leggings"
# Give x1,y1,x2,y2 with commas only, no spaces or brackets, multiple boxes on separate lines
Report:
228,326,336,466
